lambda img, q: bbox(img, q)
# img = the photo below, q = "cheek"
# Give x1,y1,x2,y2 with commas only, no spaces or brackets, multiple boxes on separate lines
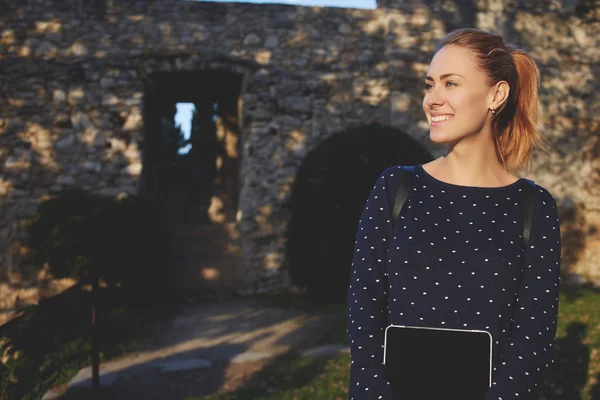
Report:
452,90,487,115
448,91,468,109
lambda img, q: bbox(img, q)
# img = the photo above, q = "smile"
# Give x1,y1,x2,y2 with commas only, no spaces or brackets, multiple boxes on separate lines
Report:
431,115,453,125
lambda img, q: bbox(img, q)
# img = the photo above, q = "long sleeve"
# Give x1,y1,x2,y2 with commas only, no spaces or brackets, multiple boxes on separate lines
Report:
484,187,562,400
347,167,398,400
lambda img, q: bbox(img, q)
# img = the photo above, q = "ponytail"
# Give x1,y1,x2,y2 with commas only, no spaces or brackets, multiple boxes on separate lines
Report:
494,47,548,172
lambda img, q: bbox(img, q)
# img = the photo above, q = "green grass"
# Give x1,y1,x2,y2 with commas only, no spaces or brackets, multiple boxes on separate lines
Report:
542,285,600,400
193,351,351,400
190,285,600,400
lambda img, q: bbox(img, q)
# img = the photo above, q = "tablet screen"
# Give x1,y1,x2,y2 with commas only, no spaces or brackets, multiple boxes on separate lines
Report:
383,325,492,399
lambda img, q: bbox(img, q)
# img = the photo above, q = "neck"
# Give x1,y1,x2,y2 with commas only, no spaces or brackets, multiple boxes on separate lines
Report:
437,131,513,187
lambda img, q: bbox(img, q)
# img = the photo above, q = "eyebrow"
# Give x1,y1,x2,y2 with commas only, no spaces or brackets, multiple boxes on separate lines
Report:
425,73,465,81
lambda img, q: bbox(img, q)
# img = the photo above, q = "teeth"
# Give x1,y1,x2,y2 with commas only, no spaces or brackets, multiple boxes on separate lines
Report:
432,115,452,122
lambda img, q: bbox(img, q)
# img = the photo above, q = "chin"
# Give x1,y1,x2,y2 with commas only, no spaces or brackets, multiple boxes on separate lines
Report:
429,129,455,144
429,126,470,146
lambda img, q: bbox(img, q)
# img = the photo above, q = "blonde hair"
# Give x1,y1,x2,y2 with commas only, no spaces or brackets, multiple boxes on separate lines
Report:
437,28,549,172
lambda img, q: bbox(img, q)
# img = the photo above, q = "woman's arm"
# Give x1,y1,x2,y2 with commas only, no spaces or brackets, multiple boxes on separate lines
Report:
347,167,400,400
484,187,562,400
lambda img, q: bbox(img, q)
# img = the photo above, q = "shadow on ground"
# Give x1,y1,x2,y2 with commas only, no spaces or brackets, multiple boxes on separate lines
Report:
541,322,590,399
55,344,248,400
48,296,345,400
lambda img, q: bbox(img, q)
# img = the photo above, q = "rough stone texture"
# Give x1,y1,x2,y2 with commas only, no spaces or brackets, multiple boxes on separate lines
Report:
1,0,599,297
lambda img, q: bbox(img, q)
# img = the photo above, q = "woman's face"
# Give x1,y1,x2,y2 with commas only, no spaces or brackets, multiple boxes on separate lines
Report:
422,45,494,146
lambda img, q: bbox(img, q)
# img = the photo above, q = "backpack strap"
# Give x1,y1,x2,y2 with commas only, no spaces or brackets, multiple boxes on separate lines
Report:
521,179,536,247
392,166,416,226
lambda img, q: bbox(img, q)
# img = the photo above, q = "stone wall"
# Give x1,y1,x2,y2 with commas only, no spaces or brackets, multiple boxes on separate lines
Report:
1,0,599,298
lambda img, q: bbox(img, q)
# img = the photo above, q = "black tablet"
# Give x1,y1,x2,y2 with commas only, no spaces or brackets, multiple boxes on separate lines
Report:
383,324,492,400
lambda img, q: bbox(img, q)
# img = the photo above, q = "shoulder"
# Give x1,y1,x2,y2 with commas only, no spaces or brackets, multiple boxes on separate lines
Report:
521,178,556,203
379,165,405,177
368,166,413,204
527,182,560,227
529,182,558,209
375,165,414,191
377,165,414,182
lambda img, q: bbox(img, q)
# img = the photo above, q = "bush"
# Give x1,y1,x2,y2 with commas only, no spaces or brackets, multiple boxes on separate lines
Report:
0,190,172,399
0,286,92,400
27,188,111,280
27,189,170,293
286,123,433,303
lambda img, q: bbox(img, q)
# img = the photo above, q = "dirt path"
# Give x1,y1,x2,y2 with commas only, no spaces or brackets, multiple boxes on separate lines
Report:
43,296,345,400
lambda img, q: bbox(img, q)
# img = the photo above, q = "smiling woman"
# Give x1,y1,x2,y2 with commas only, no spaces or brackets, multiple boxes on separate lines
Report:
347,28,562,400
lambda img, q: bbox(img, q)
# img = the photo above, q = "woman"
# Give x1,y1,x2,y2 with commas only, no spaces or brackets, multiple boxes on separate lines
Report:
347,28,561,399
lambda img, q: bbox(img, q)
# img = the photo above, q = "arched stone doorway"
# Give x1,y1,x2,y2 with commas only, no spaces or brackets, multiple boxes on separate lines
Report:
286,123,434,303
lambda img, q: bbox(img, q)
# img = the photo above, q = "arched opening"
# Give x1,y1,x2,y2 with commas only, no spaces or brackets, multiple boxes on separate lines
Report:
286,123,434,303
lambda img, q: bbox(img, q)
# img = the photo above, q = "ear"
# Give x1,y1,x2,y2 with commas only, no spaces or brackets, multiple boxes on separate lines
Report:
489,81,510,111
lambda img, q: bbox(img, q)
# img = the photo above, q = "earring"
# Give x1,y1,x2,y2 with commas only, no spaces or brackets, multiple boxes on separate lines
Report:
490,109,496,115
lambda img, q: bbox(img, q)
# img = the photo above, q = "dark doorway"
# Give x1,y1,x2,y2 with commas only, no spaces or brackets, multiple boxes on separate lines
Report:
141,69,243,296
286,123,434,303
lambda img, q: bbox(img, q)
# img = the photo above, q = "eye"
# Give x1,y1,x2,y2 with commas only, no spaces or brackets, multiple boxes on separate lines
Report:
424,83,433,90
446,81,457,87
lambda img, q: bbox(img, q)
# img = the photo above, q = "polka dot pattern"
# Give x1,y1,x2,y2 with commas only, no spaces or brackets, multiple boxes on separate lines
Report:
347,165,561,399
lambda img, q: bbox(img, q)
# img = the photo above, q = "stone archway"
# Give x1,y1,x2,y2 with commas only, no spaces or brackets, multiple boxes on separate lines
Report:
286,123,434,303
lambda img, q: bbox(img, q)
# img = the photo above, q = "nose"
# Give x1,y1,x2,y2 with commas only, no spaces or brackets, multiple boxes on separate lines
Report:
424,87,444,108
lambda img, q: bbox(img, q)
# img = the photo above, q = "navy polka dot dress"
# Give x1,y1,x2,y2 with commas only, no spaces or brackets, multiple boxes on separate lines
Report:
347,165,562,399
